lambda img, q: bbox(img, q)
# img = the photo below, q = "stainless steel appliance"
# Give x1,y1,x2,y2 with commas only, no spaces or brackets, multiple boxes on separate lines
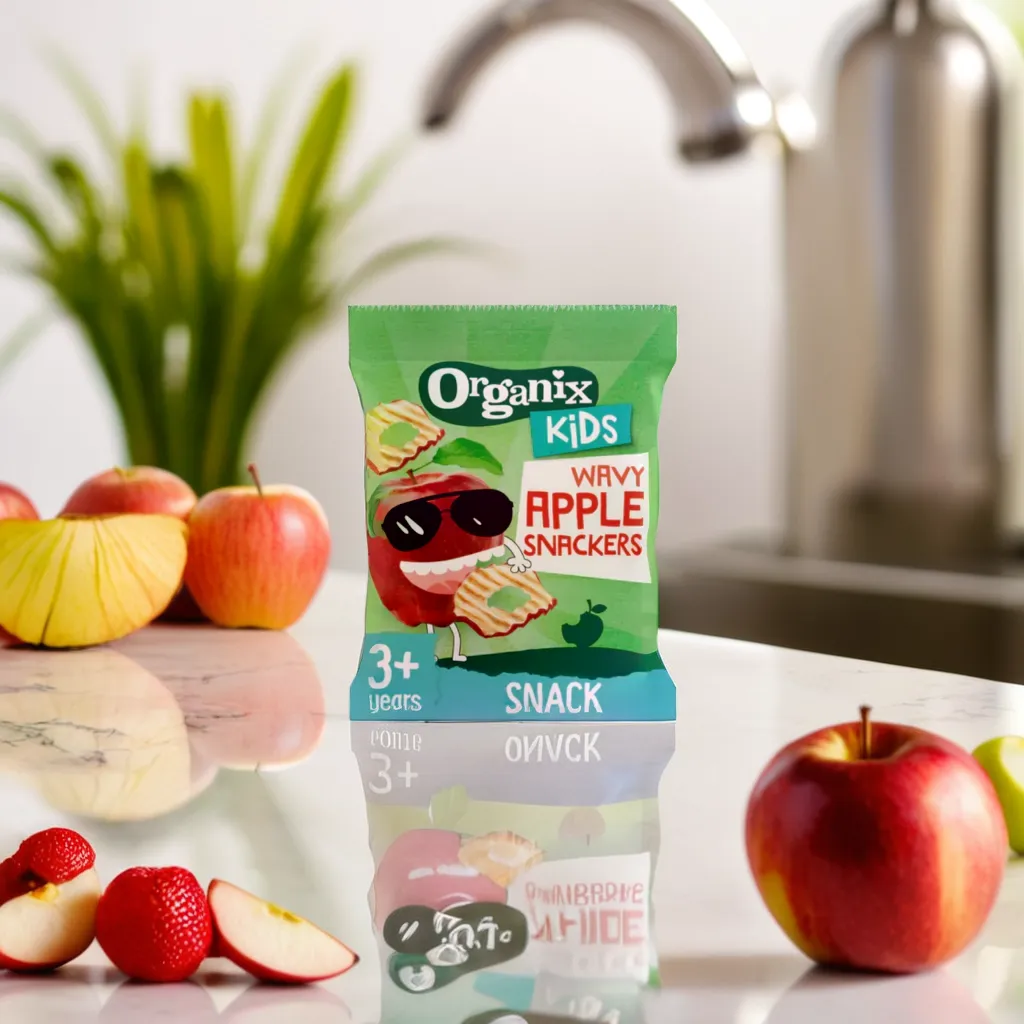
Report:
423,0,1024,569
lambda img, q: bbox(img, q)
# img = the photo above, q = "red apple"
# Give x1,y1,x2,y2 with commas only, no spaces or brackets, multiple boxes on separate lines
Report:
208,879,358,983
372,829,507,928
185,466,331,629
0,483,39,521
0,870,101,971
368,471,507,628
59,468,204,623
746,707,1007,974
61,466,196,520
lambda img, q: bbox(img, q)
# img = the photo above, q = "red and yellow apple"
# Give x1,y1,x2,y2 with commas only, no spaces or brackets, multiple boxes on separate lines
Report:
185,466,330,630
746,707,1007,974
0,869,101,971
61,466,196,520
0,483,39,522
368,471,506,628
208,879,358,984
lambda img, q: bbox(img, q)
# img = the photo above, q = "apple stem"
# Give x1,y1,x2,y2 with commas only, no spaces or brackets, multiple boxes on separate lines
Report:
247,463,265,499
859,705,872,759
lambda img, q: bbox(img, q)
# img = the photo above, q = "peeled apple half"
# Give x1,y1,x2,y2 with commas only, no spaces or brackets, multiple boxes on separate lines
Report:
0,515,187,648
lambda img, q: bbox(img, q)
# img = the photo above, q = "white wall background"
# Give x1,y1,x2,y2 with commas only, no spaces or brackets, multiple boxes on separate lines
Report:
0,0,865,571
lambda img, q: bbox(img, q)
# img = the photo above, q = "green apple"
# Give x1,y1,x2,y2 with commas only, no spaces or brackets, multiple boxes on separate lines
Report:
973,736,1024,853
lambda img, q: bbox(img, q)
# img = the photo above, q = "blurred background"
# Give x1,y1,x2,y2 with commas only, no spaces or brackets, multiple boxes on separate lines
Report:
6,0,1024,680
0,0,866,567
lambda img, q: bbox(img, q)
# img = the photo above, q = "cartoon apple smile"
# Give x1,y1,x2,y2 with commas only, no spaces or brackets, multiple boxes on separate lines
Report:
368,472,508,626
366,436,535,661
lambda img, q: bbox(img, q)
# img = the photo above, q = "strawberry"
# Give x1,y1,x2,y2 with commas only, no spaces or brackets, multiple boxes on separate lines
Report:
96,866,212,983
0,828,96,903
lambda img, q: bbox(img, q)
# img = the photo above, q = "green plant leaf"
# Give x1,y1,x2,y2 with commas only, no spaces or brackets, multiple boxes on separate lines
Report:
43,48,120,164
0,308,52,378
269,64,354,257
0,57,482,496
428,785,469,830
330,134,410,231
239,45,315,237
336,236,480,301
431,438,504,476
49,155,100,231
0,187,58,255
189,95,236,278
592,604,608,614
0,108,48,164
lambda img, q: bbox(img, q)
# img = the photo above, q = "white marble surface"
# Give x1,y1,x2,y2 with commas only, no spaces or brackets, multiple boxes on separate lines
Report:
3,571,1024,1021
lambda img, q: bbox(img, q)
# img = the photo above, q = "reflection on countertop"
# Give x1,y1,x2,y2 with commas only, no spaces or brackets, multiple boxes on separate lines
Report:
352,721,676,1024
0,965,352,1022
0,627,326,822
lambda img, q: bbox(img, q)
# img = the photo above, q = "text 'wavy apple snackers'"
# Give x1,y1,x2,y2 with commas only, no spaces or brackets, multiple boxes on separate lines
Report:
349,305,677,722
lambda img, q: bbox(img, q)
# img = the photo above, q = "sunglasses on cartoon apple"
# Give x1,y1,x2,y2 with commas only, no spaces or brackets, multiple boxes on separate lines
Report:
381,490,514,552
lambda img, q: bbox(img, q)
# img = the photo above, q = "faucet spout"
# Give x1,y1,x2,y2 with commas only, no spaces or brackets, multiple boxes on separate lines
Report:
422,0,774,161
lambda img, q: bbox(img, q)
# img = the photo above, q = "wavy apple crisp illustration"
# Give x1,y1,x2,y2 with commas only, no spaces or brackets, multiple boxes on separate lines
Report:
366,400,445,475
459,831,544,887
455,565,556,638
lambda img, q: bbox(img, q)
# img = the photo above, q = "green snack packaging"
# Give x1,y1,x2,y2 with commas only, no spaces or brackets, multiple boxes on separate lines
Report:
349,305,677,722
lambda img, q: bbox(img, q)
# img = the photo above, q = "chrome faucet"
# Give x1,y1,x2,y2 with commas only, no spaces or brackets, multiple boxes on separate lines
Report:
423,0,1024,570
422,0,776,161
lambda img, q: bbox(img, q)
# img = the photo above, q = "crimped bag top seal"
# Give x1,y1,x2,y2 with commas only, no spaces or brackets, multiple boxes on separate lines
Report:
349,305,676,722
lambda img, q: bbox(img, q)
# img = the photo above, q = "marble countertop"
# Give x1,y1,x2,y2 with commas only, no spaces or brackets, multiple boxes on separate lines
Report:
3,571,1024,1022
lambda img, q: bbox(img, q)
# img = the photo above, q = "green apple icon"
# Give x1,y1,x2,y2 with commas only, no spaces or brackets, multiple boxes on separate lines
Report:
974,736,1024,853
561,601,607,648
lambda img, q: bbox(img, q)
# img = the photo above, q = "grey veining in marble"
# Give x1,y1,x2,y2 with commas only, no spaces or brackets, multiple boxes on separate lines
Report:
2,573,1024,1021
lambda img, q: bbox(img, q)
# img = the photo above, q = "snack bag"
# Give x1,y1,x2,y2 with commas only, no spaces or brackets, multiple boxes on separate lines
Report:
352,720,676,1023
349,306,676,722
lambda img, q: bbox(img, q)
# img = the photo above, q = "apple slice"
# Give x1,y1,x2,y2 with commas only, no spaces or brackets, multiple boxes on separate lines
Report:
208,879,358,983
0,515,187,648
0,868,101,971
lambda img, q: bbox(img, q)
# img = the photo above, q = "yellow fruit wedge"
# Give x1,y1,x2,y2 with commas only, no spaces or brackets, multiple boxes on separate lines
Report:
0,515,187,648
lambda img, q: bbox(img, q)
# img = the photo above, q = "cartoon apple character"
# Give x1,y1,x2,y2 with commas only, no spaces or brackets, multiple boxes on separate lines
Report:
367,470,530,661
372,830,507,928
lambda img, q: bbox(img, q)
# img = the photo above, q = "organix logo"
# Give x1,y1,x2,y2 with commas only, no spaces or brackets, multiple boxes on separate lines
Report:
419,362,599,426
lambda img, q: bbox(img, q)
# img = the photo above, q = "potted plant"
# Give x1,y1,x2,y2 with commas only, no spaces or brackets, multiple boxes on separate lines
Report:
0,57,463,493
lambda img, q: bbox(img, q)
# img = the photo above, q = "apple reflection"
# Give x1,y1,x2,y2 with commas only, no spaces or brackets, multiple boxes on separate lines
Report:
762,965,991,1024
0,625,325,822
118,625,326,772
352,721,676,1024
100,981,219,1023
220,983,352,1022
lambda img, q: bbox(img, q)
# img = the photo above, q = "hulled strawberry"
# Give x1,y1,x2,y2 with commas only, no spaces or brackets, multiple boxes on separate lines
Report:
96,866,212,982
0,828,96,903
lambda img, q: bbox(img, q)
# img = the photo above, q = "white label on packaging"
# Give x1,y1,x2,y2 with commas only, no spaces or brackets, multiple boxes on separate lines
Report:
515,453,651,583
508,853,652,981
